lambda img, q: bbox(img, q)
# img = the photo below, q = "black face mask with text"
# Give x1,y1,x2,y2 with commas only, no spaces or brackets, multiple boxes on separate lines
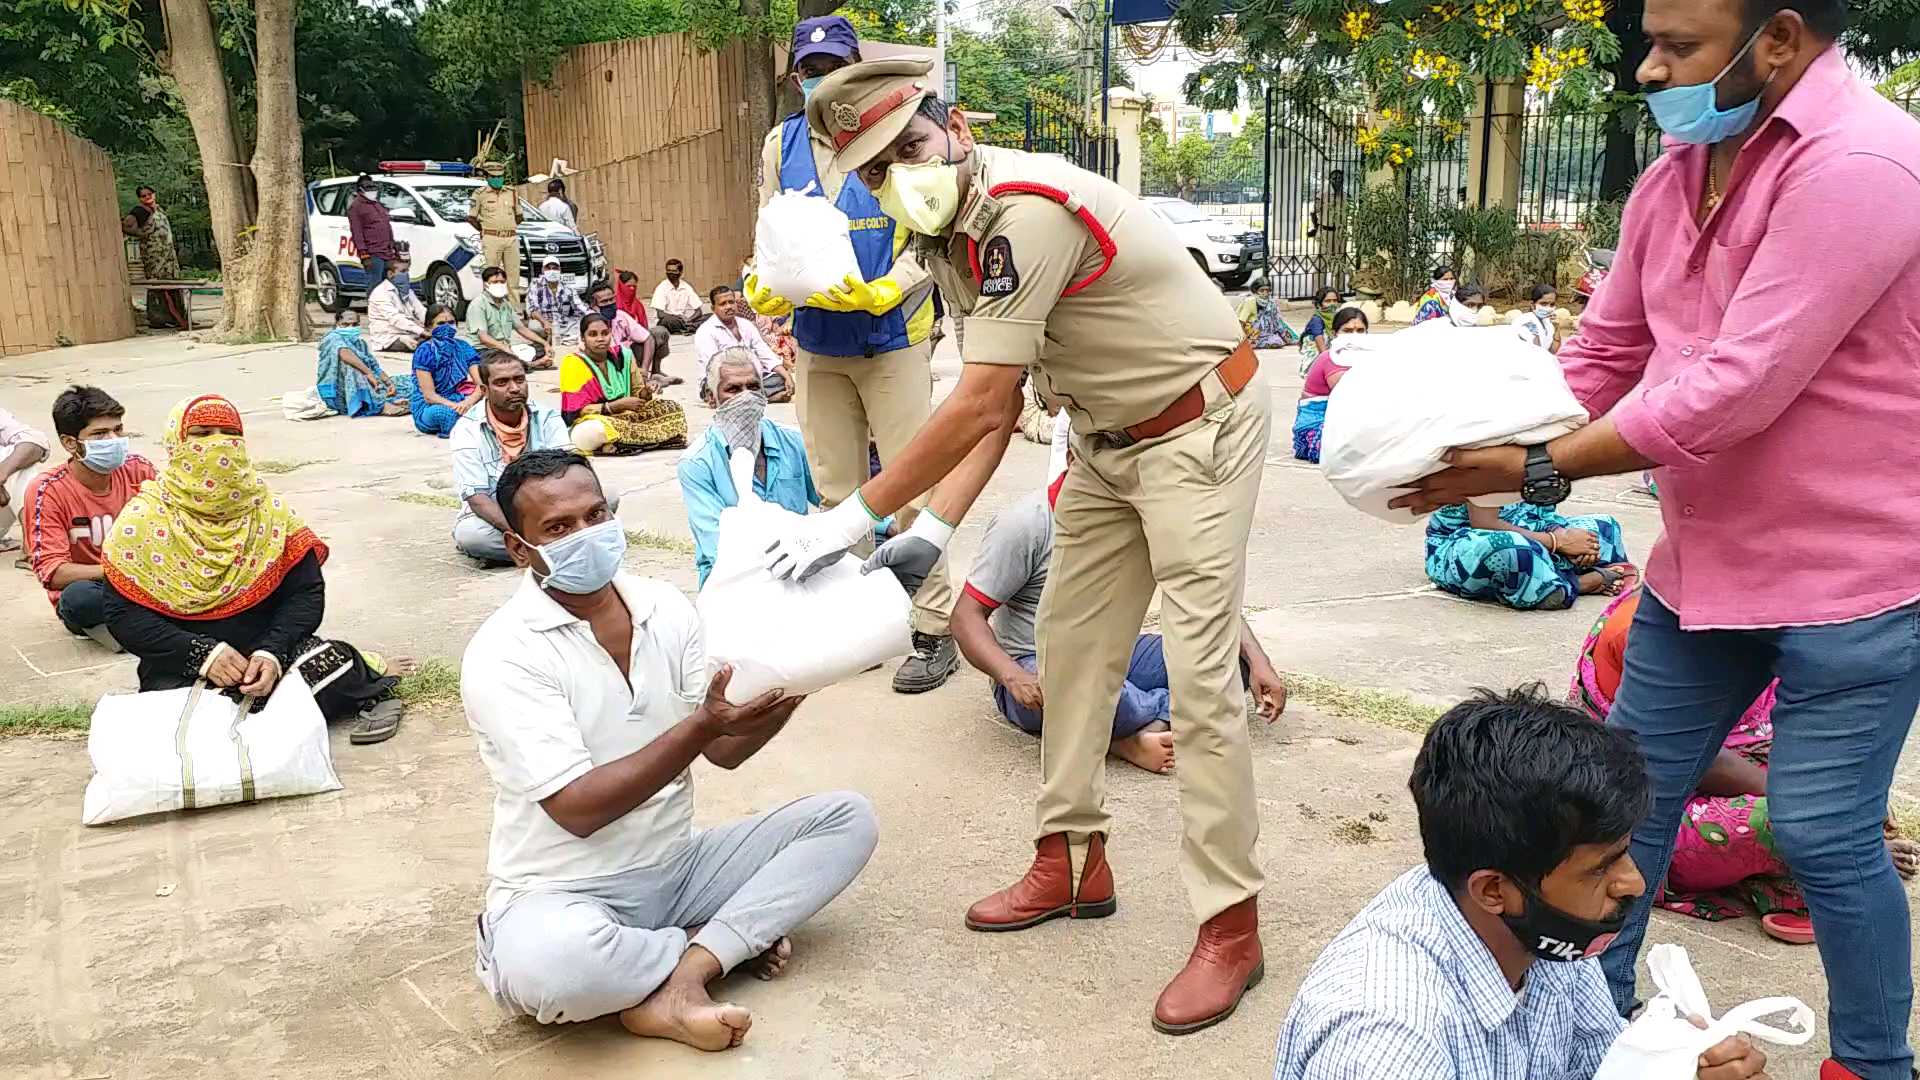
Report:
1500,876,1628,963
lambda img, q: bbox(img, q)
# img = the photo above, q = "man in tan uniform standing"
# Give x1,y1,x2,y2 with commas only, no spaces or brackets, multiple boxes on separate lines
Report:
765,57,1276,1034
467,162,523,304
742,16,959,694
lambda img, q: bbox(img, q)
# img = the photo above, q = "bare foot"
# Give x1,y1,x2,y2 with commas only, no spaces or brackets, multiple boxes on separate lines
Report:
746,937,792,981
1890,837,1919,880
619,977,752,1052
1111,730,1175,774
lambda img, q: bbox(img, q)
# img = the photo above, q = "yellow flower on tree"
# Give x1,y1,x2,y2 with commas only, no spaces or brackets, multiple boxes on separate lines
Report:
1342,9,1375,40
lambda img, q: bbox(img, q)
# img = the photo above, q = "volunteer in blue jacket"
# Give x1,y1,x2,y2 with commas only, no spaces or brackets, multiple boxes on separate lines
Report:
745,15,958,695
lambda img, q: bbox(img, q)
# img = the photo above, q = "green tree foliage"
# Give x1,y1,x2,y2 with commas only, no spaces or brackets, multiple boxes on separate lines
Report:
1174,0,1622,169
418,0,692,98
0,0,163,151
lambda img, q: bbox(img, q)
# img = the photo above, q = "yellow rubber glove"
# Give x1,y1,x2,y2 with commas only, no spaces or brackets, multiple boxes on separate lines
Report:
805,273,903,315
743,273,794,318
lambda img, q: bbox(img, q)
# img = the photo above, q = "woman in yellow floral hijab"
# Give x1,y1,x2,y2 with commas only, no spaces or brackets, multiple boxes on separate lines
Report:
101,394,406,744
105,394,324,617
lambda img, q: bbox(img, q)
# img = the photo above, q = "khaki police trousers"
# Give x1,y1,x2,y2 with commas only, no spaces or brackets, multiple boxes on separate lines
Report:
793,340,953,637
1035,366,1272,922
482,233,520,304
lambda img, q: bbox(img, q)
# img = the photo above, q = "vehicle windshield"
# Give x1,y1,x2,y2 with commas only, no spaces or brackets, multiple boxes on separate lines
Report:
1152,199,1210,224
413,185,548,223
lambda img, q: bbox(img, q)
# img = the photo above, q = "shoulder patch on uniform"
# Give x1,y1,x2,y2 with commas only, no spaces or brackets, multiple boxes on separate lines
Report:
979,236,1019,298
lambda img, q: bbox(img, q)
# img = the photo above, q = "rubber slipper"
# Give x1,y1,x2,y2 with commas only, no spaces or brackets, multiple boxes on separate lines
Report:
1761,911,1816,945
350,698,404,745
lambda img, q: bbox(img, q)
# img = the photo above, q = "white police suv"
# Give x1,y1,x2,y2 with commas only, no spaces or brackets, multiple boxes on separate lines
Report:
305,160,608,316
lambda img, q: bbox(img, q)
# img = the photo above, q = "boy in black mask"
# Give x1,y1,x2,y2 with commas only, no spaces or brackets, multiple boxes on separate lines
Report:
1273,685,1769,1080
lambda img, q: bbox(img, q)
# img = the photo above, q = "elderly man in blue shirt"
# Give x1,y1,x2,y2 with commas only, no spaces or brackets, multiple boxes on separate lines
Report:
1273,686,1770,1080
451,350,579,565
679,348,887,587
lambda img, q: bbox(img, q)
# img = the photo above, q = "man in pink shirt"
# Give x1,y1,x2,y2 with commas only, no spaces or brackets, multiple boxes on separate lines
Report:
1396,4,1920,1077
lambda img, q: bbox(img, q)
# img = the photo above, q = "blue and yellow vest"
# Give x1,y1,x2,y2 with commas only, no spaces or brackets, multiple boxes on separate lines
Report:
777,114,929,357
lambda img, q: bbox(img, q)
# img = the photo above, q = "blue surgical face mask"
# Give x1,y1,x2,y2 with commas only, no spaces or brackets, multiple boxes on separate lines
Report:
1645,26,1775,145
800,75,825,102
78,435,129,473
392,272,411,292
525,518,627,595
338,324,361,338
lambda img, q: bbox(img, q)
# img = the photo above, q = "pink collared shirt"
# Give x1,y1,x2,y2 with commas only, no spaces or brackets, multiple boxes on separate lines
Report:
1560,47,1920,630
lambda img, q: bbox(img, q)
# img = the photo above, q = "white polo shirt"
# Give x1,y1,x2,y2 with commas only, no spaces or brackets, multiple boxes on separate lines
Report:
462,571,705,911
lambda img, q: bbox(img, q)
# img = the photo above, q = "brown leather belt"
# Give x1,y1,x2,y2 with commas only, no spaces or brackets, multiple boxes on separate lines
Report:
1115,339,1259,445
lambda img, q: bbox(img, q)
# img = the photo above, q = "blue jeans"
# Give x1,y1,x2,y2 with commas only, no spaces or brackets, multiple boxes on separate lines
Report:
1602,592,1919,1079
363,255,388,293
995,633,1170,740
55,579,107,634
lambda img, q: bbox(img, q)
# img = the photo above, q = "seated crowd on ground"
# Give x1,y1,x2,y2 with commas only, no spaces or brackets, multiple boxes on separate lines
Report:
0,232,1852,1078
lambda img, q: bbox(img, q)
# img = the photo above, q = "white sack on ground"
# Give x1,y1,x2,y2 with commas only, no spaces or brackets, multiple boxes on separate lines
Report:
697,449,913,704
1319,320,1587,523
752,185,863,305
82,671,343,826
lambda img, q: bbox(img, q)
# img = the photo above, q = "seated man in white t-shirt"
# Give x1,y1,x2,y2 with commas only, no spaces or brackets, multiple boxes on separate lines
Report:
463,447,878,1051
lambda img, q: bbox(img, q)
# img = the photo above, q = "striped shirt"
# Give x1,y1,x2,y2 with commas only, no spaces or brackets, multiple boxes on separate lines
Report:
1273,867,1625,1080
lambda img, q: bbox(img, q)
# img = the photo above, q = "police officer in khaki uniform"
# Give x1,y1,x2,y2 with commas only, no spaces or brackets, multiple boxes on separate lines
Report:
743,17,960,694
466,162,523,304
764,57,1278,1035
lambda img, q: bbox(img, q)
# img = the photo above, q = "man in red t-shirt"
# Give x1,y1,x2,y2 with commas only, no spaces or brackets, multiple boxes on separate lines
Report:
24,386,156,646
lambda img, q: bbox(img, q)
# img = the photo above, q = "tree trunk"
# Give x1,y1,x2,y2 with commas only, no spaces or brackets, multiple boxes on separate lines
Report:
159,0,250,275
214,0,307,342
741,0,777,140
1599,0,1649,200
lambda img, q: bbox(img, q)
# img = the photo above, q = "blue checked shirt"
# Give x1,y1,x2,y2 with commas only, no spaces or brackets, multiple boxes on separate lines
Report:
450,401,569,523
1273,867,1626,1080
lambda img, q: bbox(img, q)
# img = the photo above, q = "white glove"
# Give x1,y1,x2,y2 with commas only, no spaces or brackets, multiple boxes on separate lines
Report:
765,493,882,582
861,509,955,595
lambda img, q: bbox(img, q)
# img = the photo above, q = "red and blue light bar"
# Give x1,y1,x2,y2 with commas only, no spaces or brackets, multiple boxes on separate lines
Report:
376,160,475,176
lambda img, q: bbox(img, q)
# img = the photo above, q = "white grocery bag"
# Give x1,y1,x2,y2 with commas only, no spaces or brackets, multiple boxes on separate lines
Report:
1593,944,1814,1080
696,449,913,704
81,671,344,826
752,184,863,304
1319,320,1588,523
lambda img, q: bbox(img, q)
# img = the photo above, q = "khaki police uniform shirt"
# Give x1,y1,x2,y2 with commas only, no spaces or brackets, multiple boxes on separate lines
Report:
754,121,932,311
471,186,520,236
918,145,1243,434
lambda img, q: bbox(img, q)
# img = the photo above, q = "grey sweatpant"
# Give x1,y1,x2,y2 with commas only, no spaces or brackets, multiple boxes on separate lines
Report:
474,791,878,1024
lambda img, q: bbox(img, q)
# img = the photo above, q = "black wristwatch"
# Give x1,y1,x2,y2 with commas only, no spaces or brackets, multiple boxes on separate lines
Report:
1521,444,1572,507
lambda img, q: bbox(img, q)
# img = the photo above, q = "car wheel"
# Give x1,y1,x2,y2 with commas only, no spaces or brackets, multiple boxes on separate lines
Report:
316,262,346,313
427,266,466,319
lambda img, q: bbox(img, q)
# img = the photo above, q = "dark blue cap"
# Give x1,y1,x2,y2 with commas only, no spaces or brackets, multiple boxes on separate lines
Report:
792,16,858,64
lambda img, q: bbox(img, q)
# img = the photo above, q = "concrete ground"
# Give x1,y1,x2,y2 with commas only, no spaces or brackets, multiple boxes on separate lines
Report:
3,311,1916,1079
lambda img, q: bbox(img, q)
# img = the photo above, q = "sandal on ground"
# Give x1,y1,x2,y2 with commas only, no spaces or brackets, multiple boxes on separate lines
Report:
1761,911,1816,945
350,698,404,745
1595,563,1640,596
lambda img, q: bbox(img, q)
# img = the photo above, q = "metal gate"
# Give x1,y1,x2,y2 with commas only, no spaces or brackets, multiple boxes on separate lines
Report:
974,89,1120,180
1263,93,1363,299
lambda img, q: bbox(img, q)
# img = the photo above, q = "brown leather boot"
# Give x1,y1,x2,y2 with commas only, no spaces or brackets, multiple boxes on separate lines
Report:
1151,897,1264,1035
964,833,1116,931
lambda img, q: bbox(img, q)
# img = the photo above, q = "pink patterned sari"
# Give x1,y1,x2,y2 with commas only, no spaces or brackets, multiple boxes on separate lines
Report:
1571,589,1804,922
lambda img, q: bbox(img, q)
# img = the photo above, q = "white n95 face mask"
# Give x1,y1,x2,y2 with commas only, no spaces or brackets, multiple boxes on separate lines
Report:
878,152,963,236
